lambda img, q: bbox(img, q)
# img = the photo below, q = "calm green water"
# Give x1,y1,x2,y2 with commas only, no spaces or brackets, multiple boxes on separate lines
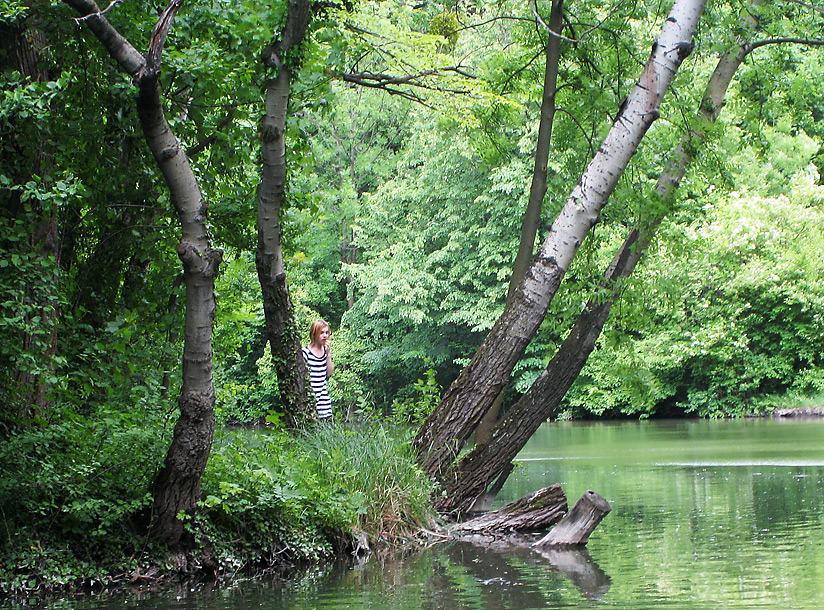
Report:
21,418,824,610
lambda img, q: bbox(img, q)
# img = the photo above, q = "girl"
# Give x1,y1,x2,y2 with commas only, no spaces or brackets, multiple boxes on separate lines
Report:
302,319,334,420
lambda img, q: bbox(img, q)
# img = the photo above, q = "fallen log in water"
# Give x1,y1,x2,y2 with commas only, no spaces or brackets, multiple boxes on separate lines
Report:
449,484,568,536
441,486,612,600
533,490,611,547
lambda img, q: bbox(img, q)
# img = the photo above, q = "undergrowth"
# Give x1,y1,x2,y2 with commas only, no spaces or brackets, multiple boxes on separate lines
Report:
0,417,435,598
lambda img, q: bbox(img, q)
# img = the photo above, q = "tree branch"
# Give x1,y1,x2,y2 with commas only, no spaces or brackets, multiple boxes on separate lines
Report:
338,66,476,106
72,0,123,21
63,0,144,74
784,0,824,16
143,0,185,78
341,67,474,89
187,107,238,159
747,37,824,52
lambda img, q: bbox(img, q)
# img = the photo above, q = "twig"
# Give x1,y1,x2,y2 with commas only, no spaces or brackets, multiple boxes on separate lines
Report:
747,37,824,52
73,0,123,22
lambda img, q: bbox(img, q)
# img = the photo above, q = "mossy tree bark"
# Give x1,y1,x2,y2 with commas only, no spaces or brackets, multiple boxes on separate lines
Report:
256,0,314,426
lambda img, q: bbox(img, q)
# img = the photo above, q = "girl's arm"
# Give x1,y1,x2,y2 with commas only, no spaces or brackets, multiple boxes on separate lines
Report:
325,339,334,377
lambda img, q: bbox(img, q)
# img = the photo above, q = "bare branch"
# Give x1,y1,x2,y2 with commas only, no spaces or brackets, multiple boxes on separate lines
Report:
747,37,824,52
72,0,123,22
187,107,238,159
784,0,824,16
342,67,473,87
337,74,434,107
531,0,626,43
530,0,579,42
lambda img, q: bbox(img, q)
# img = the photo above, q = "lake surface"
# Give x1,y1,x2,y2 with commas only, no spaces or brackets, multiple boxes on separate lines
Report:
20,418,824,610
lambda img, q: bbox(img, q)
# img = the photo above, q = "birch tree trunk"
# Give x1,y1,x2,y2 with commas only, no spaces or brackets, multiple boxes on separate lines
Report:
435,0,763,514
65,0,222,550
256,0,314,426
414,0,707,481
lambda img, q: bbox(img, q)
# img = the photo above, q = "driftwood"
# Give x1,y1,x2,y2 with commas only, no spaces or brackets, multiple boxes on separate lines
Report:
449,484,568,536
534,490,611,547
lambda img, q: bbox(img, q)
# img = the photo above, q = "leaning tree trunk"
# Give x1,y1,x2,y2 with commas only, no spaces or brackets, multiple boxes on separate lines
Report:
475,0,565,447
414,0,708,481
66,0,222,550
256,0,314,426
435,0,764,515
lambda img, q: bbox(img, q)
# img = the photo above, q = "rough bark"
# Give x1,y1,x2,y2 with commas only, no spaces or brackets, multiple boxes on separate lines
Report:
256,0,314,426
475,0,564,447
66,0,222,550
415,0,707,480
449,484,567,536
435,0,762,515
534,490,611,547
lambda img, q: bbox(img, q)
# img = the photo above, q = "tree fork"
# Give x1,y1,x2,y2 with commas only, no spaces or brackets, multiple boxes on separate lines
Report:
66,0,223,551
436,0,767,514
414,0,708,481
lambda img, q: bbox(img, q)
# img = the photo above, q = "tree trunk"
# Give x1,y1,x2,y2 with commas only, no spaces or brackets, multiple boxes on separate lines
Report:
475,0,564,447
65,0,222,550
534,490,611,547
435,0,762,515
414,0,707,480
256,0,314,426
2,21,60,419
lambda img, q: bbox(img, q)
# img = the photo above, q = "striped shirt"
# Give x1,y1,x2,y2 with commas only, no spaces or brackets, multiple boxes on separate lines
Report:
302,346,332,419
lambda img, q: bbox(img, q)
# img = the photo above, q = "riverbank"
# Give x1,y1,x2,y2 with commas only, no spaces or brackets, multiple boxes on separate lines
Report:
7,418,824,610
5,408,823,603
0,421,435,602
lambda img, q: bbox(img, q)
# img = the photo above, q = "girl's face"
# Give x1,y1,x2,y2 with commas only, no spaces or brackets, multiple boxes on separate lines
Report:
318,326,330,342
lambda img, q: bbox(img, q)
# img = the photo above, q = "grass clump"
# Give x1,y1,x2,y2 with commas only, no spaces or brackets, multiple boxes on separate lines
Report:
295,422,435,545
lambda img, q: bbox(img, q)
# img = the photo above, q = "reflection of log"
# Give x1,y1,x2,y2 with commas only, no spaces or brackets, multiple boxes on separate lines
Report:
454,537,612,601
533,546,611,600
450,484,567,535
444,541,557,609
534,490,610,547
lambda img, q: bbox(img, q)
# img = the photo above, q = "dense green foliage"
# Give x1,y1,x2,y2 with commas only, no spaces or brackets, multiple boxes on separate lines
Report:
0,419,432,594
2,0,824,595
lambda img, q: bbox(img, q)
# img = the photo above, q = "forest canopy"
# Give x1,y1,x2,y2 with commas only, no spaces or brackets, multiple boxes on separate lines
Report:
2,0,823,427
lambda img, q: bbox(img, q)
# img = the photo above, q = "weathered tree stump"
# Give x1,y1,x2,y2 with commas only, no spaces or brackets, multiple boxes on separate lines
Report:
450,483,568,536
533,490,610,547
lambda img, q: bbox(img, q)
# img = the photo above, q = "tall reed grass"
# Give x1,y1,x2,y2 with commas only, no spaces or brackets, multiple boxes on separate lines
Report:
295,422,435,545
